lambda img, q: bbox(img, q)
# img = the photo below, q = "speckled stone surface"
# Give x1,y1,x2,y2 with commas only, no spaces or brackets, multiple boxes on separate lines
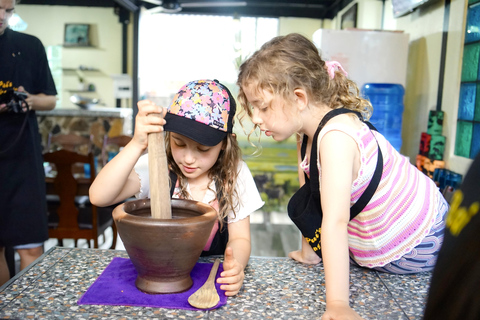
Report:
0,247,431,319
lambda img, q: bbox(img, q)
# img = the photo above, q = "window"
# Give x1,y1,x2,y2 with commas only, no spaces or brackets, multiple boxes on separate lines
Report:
456,0,480,159
138,14,300,213
138,13,278,104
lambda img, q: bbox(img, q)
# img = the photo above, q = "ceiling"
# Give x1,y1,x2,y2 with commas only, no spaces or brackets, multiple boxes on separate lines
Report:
19,0,354,20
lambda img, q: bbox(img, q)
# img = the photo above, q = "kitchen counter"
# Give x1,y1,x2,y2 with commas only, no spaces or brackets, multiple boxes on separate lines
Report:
37,107,133,119
37,107,133,154
0,247,431,319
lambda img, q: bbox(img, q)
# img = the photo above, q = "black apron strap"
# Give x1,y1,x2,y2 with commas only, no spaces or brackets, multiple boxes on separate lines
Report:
169,170,227,256
303,108,383,219
350,143,383,217
307,108,366,199
168,170,177,196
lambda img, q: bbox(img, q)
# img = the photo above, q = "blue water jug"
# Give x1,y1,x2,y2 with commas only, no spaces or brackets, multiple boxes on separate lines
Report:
362,83,405,152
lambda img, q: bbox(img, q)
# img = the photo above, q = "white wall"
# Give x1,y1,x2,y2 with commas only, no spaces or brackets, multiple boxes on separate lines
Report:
435,0,471,174
357,0,384,29
329,0,472,175
336,0,383,30
383,0,471,174
15,5,123,109
313,29,409,90
278,17,322,38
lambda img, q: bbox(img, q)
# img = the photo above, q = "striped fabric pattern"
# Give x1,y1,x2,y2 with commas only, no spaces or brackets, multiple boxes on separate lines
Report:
317,123,439,268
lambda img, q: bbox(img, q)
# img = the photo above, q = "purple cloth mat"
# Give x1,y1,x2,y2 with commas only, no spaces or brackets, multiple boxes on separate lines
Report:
77,257,227,310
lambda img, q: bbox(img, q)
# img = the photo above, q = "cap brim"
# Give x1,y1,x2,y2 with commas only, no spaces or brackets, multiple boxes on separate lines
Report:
164,113,227,146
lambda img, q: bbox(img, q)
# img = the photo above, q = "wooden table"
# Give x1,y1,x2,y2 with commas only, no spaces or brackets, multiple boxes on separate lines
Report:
0,247,432,319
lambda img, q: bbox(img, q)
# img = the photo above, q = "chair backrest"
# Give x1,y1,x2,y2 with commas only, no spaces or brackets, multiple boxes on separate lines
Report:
43,149,99,242
101,134,132,166
47,133,94,155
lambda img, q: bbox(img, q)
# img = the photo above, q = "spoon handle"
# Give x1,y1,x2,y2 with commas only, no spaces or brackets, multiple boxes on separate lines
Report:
207,259,221,285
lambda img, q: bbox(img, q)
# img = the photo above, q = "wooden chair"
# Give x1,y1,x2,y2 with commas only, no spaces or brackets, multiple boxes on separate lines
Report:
101,134,132,166
43,149,117,249
47,133,94,154
46,133,95,175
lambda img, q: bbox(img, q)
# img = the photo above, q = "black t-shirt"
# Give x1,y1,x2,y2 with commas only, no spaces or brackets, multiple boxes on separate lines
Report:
0,28,57,246
0,28,57,96
424,153,480,319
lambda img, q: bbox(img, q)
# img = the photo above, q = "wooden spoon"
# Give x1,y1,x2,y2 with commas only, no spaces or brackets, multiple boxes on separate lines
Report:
188,258,221,309
147,112,172,219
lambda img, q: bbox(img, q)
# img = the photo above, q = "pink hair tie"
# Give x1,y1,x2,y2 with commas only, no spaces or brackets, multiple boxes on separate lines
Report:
325,61,348,79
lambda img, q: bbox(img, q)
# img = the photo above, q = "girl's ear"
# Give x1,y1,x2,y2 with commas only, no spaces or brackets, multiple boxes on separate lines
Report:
293,88,308,111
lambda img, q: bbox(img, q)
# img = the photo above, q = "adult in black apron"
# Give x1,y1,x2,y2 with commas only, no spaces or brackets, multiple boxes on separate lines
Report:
424,153,480,319
0,22,57,285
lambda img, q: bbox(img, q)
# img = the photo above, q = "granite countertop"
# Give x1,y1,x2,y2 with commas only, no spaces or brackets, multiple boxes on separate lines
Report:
0,247,431,319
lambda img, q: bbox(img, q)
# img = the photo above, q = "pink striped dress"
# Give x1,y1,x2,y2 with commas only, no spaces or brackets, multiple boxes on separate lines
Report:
316,123,441,268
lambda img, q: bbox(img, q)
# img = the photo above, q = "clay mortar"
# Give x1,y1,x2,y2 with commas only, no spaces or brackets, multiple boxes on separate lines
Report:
113,198,217,294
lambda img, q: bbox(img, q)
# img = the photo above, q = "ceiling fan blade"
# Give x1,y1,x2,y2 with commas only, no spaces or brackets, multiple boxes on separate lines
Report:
145,6,164,13
143,0,247,14
143,0,183,13
142,0,162,5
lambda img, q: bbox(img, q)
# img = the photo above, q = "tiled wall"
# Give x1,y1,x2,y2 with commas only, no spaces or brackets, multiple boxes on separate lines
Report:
456,0,480,159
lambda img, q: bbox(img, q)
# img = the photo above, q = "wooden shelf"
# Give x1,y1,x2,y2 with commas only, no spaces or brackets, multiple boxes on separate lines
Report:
67,90,96,93
62,44,96,48
62,68,105,77
62,68,79,76
78,69,105,77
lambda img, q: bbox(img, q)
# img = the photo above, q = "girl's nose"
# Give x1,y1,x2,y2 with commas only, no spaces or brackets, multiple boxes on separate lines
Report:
183,149,196,164
251,109,263,125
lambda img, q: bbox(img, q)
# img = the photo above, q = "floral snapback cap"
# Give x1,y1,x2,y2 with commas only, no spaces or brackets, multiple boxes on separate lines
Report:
164,79,236,146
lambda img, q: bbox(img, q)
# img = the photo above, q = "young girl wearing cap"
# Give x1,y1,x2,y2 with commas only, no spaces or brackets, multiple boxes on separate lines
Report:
90,79,264,297
236,33,448,319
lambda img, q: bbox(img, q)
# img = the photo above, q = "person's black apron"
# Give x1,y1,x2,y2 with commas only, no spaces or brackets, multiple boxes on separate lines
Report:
168,171,228,256
287,108,383,258
0,29,52,246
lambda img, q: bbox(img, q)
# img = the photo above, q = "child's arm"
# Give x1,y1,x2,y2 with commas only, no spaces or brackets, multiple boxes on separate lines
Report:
217,162,262,296
89,141,144,206
89,100,165,207
319,130,364,320
217,217,251,296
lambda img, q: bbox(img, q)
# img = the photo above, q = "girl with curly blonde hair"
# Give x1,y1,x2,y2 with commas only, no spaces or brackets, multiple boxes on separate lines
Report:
237,33,448,319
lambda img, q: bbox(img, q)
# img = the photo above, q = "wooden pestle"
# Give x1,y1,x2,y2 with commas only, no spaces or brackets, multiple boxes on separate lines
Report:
147,113,172,219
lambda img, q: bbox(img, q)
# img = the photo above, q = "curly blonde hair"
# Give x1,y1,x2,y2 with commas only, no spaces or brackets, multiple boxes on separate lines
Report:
237,33,372,135
165,132,241,227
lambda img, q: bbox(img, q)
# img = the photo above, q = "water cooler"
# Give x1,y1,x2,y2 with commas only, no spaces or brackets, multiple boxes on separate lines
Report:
362,83,405,152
